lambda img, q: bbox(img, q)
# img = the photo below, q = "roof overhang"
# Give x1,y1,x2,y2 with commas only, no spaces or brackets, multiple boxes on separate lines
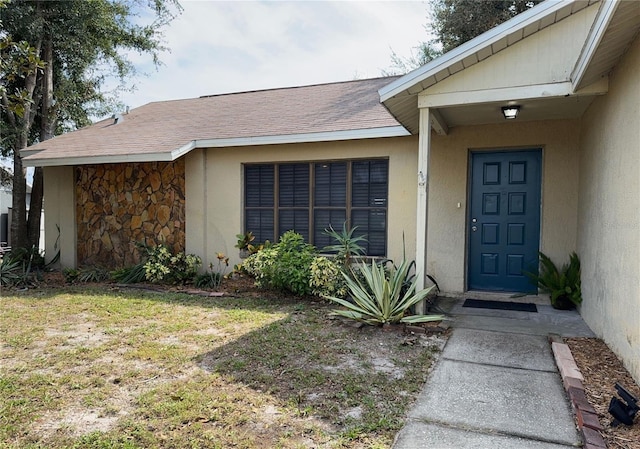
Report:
22,126,410,167
379,0,602,134
380,0,598,103
572,0,640,91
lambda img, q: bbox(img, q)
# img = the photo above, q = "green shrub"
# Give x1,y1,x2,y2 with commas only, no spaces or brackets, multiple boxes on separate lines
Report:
526,251,582,309
243,247,279,288
112,243,201,285
143,245,201,284
243,231,316,296
309,256,348,298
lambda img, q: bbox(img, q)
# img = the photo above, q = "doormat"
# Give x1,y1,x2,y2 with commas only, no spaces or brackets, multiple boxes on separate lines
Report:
463,298,537,313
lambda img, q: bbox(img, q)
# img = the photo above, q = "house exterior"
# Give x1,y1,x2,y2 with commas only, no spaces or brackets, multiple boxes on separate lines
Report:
22,0,640,382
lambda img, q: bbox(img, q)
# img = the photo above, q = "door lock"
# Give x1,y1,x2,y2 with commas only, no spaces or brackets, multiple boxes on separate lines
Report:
472,226,478,232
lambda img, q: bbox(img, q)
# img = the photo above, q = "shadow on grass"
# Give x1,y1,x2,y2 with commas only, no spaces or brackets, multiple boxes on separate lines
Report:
2,283,441,446
195,305,438,441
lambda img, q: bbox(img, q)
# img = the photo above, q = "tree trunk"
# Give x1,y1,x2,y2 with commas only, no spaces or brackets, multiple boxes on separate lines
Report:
27,167,44,249
27,36,53,250
10,148,28,251
9,35,42,252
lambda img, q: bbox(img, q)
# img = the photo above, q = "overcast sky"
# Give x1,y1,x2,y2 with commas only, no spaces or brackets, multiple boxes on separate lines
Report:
115,0,431,110
3,1,432,174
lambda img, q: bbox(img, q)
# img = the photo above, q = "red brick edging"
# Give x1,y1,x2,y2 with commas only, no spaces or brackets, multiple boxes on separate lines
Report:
551,338,607,449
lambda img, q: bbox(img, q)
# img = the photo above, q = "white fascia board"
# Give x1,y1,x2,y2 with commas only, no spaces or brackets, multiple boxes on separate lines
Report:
379,0,574,103
23,151,176,167
571,0,619,91
22,126,409,167
418,82,575,108
191,126,410,149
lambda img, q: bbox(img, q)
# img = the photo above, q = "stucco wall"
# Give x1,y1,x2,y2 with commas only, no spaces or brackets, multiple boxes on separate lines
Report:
425,5,598,95
43,166,76,268
75,161,185,268
185,136,419,269
577,35,640,383
426,119,581,295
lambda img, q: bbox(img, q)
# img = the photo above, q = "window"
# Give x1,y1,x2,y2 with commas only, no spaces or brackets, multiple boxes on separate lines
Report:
244,159,388,256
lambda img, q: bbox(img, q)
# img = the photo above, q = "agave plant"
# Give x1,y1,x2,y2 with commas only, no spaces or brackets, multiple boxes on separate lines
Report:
325,259,444,325
0,255,22,287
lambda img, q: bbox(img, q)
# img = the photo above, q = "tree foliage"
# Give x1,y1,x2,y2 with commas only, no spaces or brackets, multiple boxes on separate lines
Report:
387,0,542,73
0,0,181,252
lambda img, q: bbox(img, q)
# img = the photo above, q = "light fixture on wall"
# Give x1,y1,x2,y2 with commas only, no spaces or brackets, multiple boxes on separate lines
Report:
501,105,520,120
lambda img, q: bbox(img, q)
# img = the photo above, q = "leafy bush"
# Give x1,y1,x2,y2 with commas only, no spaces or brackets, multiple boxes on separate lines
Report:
526,251,582,309
243,231,316,296
325,259,444,325
309,256,348,298
243,247,279,287
143,244,201,284
112,243,201,285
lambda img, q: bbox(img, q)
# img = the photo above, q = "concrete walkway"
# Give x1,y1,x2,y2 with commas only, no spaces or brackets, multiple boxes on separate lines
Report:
393,298,596,448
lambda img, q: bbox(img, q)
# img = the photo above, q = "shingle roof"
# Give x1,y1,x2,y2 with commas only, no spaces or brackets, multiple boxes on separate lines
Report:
22,76,407,167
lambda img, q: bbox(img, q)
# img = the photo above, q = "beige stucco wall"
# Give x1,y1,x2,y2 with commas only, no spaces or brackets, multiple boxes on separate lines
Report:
577,35,640,383
43,166,76,268
425,5,598,95
426,119,581,295
185,136,419,269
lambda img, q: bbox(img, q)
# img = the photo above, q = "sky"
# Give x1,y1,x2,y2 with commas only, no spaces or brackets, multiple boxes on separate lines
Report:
114,0,431,111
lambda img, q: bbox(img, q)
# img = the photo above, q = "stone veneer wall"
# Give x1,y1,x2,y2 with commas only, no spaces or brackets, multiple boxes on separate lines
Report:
76,160,185,268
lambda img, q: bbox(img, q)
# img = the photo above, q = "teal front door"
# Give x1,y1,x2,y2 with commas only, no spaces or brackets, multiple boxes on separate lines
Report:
468,150,541,292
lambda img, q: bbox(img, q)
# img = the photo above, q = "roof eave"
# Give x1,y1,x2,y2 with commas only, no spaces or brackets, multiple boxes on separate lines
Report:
571,0,619,91
22,126,410,167
379,0,589,103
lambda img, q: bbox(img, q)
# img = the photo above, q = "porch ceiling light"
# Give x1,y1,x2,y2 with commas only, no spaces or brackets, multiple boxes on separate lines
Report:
501,105,520,120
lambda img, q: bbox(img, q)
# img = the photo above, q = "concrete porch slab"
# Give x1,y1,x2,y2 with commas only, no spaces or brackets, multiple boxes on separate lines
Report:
435,297,596,337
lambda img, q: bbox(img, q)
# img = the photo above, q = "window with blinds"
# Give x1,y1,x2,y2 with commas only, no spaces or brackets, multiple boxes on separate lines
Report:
244,159,388,256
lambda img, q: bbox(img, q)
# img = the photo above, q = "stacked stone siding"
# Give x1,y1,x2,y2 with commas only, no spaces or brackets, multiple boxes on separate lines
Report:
75,160,185,268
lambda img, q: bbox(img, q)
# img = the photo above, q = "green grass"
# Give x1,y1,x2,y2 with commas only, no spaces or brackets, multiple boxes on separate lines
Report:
0,284,443,448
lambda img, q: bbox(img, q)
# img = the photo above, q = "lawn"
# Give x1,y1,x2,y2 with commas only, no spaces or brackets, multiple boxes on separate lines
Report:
0,285,444,448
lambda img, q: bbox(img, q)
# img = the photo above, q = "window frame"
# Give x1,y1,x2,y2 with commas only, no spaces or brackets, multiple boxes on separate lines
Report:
243,157,389,256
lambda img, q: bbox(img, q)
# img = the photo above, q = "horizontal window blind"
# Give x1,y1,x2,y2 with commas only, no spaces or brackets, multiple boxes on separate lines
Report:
243,159,388,256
